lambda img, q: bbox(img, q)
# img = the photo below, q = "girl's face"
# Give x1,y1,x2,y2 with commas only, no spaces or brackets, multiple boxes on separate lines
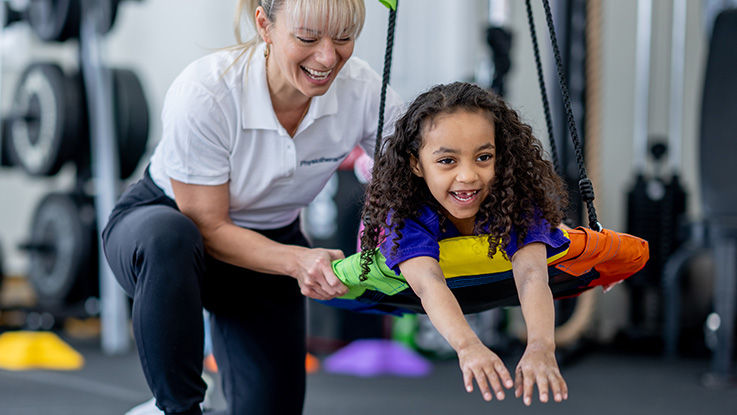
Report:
411,110,496,235
257,7,355,99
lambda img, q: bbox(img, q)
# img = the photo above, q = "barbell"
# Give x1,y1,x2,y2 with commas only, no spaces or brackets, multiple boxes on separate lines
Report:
4,61,150,179
4,0,126,42
19,191,98,306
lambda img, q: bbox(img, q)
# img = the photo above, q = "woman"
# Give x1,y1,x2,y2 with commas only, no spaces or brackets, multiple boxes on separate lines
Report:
102,1,402,414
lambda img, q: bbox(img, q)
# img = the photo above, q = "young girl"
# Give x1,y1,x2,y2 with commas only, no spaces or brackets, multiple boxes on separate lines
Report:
360,82,570,406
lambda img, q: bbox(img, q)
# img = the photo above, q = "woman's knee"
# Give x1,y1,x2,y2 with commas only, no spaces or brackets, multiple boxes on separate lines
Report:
104,206,205,290
137,209,204,259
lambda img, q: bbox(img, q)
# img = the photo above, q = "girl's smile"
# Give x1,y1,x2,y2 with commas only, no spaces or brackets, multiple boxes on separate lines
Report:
411,109,496,235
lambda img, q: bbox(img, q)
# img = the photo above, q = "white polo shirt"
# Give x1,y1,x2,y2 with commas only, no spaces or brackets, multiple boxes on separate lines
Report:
149,43,403,230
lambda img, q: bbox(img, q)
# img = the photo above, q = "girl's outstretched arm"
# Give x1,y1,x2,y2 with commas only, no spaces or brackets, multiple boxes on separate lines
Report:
399,256,514,402
511,242,569,406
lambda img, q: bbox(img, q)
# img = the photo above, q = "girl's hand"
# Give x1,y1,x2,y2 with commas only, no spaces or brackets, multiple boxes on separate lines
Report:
293,248,347,300
514,343,568,405
457,342,514,402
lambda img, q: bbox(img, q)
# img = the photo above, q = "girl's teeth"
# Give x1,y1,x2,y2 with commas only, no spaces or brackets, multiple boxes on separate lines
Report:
452,191,477,201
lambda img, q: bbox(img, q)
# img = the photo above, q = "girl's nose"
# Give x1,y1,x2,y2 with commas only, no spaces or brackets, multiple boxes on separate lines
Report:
456,164,479,183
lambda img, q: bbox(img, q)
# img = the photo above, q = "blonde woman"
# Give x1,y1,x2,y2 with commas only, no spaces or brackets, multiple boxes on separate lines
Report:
102,1,402,414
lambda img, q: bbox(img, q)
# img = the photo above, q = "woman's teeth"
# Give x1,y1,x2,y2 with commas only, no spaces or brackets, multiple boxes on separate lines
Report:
451,191,479,202
302,66,331,80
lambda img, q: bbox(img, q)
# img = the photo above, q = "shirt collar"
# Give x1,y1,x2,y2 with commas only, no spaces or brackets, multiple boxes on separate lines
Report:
241,43,339,133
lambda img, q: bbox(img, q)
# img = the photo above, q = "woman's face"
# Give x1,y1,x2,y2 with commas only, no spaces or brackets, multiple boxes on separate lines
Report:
258,6,355,99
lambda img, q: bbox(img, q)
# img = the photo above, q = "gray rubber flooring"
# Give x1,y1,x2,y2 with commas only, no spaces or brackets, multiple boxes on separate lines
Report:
0,337,736,415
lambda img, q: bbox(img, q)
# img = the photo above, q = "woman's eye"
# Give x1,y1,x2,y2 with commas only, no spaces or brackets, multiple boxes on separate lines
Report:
296,36,317,44
334,36,352,43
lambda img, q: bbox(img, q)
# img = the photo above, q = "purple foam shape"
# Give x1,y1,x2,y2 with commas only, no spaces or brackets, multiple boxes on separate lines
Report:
323,339,433,377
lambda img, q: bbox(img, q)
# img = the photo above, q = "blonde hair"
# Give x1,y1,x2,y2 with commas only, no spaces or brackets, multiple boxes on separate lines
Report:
233,0,366,64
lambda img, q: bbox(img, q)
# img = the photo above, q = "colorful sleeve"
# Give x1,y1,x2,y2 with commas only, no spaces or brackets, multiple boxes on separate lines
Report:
505,218,570,259
380,206,441,276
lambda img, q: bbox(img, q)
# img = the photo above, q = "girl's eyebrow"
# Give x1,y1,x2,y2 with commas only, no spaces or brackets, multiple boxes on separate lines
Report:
432,147,458,155
432,143,495,155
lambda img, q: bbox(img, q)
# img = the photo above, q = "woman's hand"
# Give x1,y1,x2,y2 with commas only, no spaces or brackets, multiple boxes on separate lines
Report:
514,343,568,405
457,342,514,402
292,247,347,300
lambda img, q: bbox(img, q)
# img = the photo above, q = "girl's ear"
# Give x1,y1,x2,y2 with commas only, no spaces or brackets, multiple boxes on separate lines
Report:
255,6,272,43
410,155,424,177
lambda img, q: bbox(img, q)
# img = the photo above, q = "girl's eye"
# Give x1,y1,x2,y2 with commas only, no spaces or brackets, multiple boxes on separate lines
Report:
477,154,494,162
438,158,455,165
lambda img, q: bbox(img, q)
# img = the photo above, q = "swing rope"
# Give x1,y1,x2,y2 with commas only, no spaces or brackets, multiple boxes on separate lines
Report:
524,0,561,177
374,1,398,162
541,0,601,231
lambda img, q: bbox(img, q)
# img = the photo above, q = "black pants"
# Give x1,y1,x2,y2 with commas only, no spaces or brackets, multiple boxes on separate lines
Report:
102,169,307,415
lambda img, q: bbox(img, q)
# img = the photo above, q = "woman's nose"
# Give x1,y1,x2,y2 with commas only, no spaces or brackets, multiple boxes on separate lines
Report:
314,39,338,68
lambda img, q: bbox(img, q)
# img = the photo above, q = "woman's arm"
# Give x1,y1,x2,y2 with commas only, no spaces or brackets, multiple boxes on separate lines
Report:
511,242,568,405
399,256,513,401
170,179,347,300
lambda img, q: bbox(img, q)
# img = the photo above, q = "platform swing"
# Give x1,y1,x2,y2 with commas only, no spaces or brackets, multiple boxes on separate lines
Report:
320,0,649,317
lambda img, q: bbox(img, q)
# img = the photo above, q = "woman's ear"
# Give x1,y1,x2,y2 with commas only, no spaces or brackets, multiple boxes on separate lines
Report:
255,6,272,43
410,155,423,177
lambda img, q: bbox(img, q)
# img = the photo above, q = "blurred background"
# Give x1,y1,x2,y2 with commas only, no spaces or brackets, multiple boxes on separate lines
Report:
0,0,736,414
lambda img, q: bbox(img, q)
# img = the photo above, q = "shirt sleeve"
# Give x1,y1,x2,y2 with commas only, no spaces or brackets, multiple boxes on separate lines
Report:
159,81,232,185
380,207,441,276
505,218,570,259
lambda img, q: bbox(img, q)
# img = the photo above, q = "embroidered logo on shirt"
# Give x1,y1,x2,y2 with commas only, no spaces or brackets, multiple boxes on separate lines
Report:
300,152,349,167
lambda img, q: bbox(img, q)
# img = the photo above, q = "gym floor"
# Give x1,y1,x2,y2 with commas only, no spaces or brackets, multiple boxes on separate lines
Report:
0,335,735,415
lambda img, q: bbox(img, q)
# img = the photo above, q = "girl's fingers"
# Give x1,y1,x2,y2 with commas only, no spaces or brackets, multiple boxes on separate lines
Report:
514,367,523,398
473,368,493,401
483,367,505,400
522,369,535,406
494,361,514,389
536,373,550,403
549,372,563,402
463,368,474,393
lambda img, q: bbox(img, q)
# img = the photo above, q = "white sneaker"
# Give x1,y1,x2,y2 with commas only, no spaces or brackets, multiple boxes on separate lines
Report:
125,398,162,415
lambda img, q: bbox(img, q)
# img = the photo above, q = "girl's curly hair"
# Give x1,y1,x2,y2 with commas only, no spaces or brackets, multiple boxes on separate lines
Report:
359,82,568,279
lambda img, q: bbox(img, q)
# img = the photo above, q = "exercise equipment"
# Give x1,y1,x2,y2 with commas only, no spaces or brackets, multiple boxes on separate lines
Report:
111,67,149,179
322,227,648,315
623,0,688,345
20,192,98,306
3,0,127,42
3,61,149,178
0,331,84,370
0,116,13,167
663,7,737,382
5,62,86,176
26,0,82,42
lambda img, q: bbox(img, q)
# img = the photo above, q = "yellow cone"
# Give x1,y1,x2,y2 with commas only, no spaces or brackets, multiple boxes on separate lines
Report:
0,331,84,371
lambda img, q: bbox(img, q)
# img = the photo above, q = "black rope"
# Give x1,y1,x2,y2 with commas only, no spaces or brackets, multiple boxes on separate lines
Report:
374,3,398,162
524,0,561,176
540,0,601,231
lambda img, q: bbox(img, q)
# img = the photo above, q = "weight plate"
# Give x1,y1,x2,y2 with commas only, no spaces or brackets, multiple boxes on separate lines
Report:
27,0,82,42
1,117,14,167
98,0,121,35
112,68,149,179
26,192,98,306
7,62,84,176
